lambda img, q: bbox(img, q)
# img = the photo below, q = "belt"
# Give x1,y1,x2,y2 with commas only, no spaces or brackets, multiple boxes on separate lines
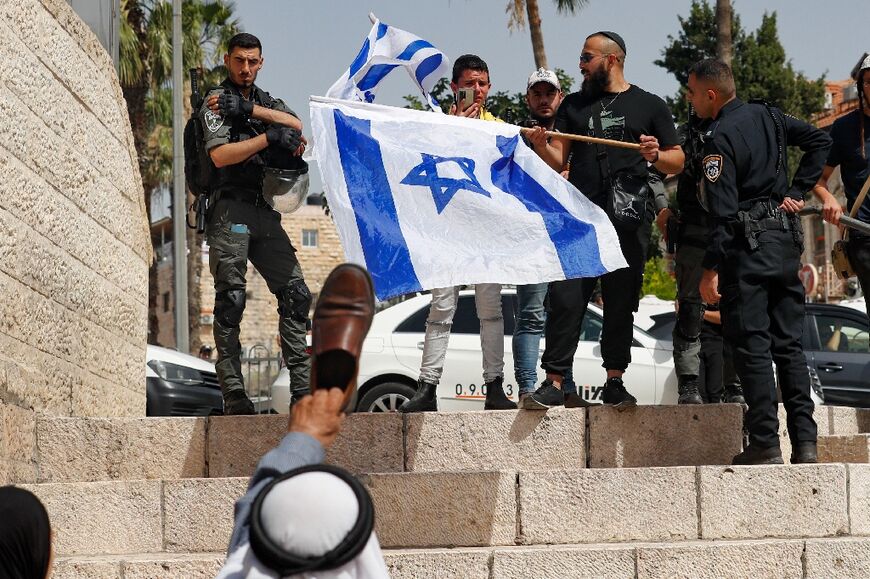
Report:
755,215,793,231
216,188,269,207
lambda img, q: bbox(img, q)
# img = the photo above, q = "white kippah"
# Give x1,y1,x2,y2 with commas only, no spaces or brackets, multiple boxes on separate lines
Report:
259,471,360,558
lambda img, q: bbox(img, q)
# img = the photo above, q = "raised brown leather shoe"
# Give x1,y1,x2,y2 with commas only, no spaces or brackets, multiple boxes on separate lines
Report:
309,263,375,410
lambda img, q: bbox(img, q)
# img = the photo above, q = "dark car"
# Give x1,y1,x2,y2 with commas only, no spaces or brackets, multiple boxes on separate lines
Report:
645,303,870,407
146,345,223,416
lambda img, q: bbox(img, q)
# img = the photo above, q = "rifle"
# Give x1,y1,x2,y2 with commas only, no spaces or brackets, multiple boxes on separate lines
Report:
188,68,209,234
798,206,870,237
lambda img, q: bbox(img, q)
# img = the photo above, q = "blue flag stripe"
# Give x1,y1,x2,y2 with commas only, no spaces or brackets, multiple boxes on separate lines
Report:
415,53,444,86
348,38,371,78
356,39,435,91
333,109,422,300
490,136,608,278
376,22,388,39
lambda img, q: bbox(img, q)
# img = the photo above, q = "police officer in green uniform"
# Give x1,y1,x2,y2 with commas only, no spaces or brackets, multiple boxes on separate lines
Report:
202,33,311,414
660,112,744,405
689,59,831,465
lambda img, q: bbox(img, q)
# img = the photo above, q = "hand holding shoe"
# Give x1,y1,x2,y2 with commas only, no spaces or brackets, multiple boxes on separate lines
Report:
289,387,345,449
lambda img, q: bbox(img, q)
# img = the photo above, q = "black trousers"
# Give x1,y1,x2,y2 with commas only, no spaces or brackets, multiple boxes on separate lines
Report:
847,233,870,315
720,229,817,448
542,222,649,376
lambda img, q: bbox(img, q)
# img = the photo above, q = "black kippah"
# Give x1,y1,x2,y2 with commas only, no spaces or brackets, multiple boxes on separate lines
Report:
595,30,627,56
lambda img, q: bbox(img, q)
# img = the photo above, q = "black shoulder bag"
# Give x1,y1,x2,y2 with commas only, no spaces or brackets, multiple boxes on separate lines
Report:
592,100,651,230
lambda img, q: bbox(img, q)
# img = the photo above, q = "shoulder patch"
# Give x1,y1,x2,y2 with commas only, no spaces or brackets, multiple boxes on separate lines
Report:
204,109,224,134
703,154,723,183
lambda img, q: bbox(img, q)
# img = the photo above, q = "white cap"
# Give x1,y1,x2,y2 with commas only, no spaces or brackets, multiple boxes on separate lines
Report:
527,67,561,91
850,52,870,80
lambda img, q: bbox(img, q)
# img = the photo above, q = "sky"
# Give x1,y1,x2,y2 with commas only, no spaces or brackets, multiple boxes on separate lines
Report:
229,0,869,191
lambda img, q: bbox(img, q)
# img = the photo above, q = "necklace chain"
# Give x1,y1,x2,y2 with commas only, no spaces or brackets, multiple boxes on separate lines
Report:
601,91,622,114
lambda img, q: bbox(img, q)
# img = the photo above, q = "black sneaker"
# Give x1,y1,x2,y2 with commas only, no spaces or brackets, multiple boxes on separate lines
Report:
723,384,746,405
732,444,784,465
484,377,517,410
521,380,564,410
223,390,255,415
677,376,704,405
601,377,636,410
790,442,818,464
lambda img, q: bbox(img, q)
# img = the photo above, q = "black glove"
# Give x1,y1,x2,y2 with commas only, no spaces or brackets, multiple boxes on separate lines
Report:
217,91,254,119
266,126,303,150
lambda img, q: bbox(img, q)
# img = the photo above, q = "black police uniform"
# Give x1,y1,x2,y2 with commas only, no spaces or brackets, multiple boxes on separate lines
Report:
701,98,831,454
200,79,311,409
671,118,742,403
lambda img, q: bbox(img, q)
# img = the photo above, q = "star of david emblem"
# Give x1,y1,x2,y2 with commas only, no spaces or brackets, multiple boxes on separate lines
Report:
401,154,491,213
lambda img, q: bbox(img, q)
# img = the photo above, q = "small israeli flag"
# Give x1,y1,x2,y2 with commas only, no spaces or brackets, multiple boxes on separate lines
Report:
310,97,628,301
326,15,449,111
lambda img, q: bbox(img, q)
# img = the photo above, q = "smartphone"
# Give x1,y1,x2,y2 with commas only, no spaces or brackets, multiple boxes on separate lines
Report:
456,88,474,111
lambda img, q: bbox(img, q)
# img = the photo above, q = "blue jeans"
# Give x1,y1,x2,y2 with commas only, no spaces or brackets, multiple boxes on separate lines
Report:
513,283,575,396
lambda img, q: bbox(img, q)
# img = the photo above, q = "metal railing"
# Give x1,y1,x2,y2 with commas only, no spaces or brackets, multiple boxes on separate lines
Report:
242,344,282,413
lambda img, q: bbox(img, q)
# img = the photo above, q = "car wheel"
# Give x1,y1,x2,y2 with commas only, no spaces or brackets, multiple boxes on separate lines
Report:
357,382,416,413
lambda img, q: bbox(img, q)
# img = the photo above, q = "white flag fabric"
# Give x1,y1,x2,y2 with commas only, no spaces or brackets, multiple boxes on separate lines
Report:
325,17,448,111
310,97,628,301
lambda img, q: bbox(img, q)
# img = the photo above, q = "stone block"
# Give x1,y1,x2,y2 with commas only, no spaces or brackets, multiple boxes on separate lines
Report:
208,413,404,477
53,558,121,579
37,417,206,482
21,480,162,555
698,464,848,539
384,548,491,579
0,402,35,474
363,471,517,547
819,435,870,463
779,405,870,463
163,478,248,552
326,412,404,474
588,405,743,467
849,464,870,536
805,538,870,578
405,408,584,473
122,554,226,578
636,539,804,578
520,467,697,544
492,545,636,579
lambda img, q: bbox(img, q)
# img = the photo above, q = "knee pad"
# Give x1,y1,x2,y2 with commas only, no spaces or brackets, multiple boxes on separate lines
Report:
215,289,246,327
278,280,312,323
676,301,703,340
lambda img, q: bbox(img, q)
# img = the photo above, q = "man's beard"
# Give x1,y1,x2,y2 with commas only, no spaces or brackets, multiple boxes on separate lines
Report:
581,67,610,100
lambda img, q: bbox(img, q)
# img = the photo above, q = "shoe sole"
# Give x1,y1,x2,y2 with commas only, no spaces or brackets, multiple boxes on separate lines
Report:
609,399,637,412
733,457,784,465
520,397,560,410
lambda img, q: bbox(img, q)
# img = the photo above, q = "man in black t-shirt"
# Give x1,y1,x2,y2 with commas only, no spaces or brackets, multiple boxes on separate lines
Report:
525,31,683,409
813,53,870,314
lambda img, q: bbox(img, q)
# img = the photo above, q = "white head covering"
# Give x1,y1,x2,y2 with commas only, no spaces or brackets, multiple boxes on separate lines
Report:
216,471,390,579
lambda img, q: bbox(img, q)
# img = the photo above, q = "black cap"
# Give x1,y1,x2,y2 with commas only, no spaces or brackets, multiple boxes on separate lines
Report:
594,30,626,56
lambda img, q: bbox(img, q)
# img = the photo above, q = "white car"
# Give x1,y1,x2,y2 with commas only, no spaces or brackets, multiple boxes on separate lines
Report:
271,288,678,413
146,344,222,416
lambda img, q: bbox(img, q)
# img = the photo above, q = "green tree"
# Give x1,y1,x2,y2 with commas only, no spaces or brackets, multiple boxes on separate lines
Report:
505,0,589,69
641,257,677,301
120,0,239,347
655,1,825,123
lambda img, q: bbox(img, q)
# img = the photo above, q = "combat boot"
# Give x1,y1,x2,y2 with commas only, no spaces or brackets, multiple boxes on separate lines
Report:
791,442,818,464
484,376,517,410
399,379,438,413
732,444,784,465
723,383,746,404
677,375,704,404
223,389,255,415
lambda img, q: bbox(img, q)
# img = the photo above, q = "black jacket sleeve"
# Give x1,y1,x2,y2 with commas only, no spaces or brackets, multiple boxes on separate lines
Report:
701,131,740,270
783,112,833,200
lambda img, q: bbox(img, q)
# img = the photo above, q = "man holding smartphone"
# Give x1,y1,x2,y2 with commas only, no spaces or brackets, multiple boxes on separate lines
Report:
400,54,516,413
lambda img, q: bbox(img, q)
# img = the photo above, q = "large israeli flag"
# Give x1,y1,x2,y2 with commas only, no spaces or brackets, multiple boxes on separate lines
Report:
310,97,627,301
326,16,448,111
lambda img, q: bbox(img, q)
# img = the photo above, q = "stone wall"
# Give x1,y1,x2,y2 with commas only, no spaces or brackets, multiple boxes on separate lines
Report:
0,0,150,431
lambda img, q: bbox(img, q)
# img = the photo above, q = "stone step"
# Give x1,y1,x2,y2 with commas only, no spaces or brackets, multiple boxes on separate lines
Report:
820,434,870,463
52,537,870,579
28,404,870,484
20,464,870,557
